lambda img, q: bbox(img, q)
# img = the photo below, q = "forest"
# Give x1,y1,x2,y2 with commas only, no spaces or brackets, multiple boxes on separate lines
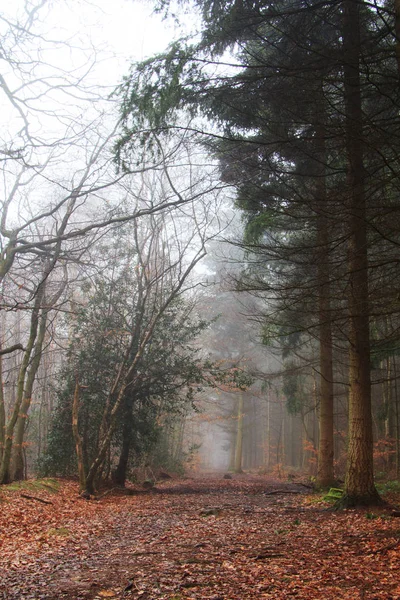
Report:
1,0,400,597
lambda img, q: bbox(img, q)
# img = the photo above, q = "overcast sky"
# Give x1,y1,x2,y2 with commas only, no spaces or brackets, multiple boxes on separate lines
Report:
48,0,193,87
0,0,205,226
67,0,180,81
0,0,199,156
0,0,193,88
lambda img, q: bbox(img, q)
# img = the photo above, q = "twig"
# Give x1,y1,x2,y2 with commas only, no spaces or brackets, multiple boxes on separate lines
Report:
371,539,400,554
131,551,163,556
253,553,284,559
20,493,53,505
95,487,118,500
264,490,303,495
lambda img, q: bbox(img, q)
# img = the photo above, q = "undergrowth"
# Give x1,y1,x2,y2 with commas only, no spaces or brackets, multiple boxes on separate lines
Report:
1,478,60,493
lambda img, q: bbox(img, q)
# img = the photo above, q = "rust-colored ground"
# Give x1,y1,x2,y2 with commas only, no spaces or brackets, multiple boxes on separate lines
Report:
0,476,399,599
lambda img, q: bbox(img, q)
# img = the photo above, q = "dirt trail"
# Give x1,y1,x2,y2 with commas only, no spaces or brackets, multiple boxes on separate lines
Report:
0,476,399,599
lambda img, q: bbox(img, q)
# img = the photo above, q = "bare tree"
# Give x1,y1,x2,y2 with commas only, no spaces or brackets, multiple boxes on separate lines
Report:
0,1,229,483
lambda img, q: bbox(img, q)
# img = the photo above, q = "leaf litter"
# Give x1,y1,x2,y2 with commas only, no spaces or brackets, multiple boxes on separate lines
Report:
0,475,399,599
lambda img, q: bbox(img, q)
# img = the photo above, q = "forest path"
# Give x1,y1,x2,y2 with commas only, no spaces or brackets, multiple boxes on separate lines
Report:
0,476,399,599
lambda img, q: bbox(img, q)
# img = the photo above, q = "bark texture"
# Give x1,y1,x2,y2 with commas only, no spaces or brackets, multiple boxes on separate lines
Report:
315,100,335,489
0,286,44,484
234,393,244,473
341,0,381,507
72,380,86,493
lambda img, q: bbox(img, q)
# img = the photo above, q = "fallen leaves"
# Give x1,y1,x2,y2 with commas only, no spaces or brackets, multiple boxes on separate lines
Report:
0,476,399,599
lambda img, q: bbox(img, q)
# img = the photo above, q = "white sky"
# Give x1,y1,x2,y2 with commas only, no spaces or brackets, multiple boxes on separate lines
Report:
0,0,193,91
0,0,207,229
46,0,192,86
0,0,191,170
0,0,198,146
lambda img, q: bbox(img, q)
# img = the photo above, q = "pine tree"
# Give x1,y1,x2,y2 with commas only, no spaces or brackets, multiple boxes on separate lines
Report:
116,0,400,504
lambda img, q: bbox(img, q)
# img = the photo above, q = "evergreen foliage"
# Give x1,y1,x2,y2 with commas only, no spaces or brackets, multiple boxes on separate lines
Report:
41,256,211,479
115,0,400,503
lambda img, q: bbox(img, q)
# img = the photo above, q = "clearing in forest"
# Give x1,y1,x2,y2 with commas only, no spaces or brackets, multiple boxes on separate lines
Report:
0,475,399,599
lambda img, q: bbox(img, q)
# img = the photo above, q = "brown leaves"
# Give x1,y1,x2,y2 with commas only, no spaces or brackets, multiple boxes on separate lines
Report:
0,477,400,599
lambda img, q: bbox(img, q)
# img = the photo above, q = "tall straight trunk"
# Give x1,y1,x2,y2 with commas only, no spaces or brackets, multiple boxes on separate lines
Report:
11,272,66,480
383,356,392,439
234,392,244,473
229,426,236,471
395,0,400,77
114,432,131,487
265,393,271,470
0,354,5,463
393,357,400,478
0,286,44,484
114,392,134,486
11,309,48,480
317,258,334,488
341,0,381,506
315,114,335,489
276,400,285,472
72,380,86,493
171,414,186,464
250,398,257,468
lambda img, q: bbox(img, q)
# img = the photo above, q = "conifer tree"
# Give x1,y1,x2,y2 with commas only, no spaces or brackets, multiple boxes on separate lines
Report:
116,0,400,504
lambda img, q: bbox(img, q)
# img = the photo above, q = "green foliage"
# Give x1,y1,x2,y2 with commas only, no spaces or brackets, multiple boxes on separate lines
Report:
216,366,254,391
260,323,282,348
370,339,400,369
113,0,400,503
2,479,59,493
40,255,218,481
323,487,344,503
114,0,400,353
243,212,277,245
37,382,79,477
282,365,307,415
114,41,203,169
261,321,305,359
376,480,400,494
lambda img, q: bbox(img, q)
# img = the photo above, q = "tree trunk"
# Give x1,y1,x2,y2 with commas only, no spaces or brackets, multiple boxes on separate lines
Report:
395,0,400,77
264,392,271,470
72,380,86,493
393,357,400,478
83,245,206,496
172,415,186,464
340,0,381,507
113,393,134,486
0,286,44,484
234,392,244,473
0,354,5,463
114,435,131,487
316,211,335,488
311,84,335,488
11,309,48,480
